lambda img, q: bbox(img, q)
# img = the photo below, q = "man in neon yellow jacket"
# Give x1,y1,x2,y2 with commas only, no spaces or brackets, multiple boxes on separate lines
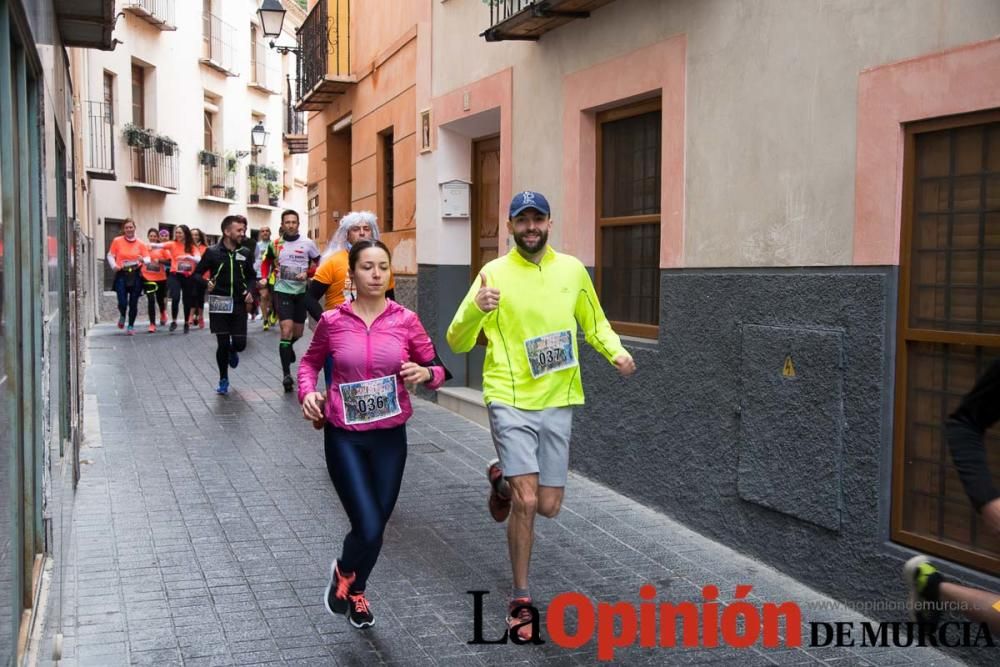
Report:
447,190,636,640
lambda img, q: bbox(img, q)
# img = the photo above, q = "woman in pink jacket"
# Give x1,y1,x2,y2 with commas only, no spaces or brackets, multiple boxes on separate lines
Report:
298,238,447,629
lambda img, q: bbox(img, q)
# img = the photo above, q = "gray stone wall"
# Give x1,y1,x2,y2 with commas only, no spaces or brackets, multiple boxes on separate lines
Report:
393,275,418,313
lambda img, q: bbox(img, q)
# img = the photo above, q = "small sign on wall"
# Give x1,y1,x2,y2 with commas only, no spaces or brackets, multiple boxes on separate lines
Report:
441,180,471,218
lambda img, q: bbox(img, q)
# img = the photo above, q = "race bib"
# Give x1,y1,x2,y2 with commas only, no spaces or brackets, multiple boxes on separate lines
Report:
279,264,305,281
339,375,401,425
146,262,162,272
176,259,195,273
208,295,234,314
122,260,139,270
524,330,577,379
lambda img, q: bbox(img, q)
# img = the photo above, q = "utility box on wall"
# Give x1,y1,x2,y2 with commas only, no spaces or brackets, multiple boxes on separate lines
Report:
737,323,845,531
440,180,470,218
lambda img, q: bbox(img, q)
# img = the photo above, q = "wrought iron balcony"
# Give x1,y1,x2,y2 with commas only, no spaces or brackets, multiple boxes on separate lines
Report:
198,151,238,203
124,0,177,31
283,79,307,154
249,40,280,94
125,134,179,193
481,0,617,42
84,101,115,180
295,0,355,112
200,12,239,76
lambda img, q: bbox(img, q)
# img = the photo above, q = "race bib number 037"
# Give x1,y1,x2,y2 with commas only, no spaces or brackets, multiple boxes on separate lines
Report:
339,375,402,425
524,330,577,378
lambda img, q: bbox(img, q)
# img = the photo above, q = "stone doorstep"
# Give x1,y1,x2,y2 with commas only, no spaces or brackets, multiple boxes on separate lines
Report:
436,386,489,428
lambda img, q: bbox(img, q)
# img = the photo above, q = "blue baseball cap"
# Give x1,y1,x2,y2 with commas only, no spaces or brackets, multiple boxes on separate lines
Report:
508,190,551,218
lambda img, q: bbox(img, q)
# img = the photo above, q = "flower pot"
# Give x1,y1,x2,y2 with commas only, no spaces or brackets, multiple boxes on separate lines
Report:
211,185,225,197
268,197,279,207
225,187,236,200
249,194,260,204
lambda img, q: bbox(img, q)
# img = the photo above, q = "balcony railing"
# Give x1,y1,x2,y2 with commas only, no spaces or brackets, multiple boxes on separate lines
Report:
84,101,115,179
481,0,617,42
127,140,179,192
124,0,176,31
247,164,281,207
249,40,280,94
198,151,237,202
201,12,238,76
283,78,308,154
296,0,354,111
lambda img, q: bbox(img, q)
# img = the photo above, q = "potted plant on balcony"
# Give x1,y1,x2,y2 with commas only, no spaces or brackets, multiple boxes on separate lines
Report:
267,181,281,207
123,123,152,149
248,174,261,204
154,134,176,156
211,182,226,198
248,163,259,177
265,165,280,182
198,150,218,168
225,186,237,201
224,150,239,173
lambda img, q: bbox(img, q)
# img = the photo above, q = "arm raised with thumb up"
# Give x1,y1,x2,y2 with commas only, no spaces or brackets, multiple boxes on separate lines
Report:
475,271,501,313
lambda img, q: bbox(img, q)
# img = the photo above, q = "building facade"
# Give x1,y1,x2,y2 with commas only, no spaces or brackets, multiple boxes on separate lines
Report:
0,1,114,663
298,0,422,309
80,0,309,322
418,0,1000,657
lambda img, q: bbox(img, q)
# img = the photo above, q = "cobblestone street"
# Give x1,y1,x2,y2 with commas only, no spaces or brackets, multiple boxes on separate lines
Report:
37,324,963,666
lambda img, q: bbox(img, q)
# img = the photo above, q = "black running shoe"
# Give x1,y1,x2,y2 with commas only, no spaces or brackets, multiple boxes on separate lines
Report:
348,591,375,629
229,350,239,369
283,375,293,393
183,323,190,334
169,321,177,332
323,560,353,616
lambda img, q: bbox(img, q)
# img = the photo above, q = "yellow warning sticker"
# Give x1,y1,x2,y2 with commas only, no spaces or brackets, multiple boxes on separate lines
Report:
992,599,1000,613
782,356,796,378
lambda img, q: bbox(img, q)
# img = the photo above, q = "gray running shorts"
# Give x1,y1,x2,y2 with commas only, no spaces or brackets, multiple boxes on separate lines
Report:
487,402,573,487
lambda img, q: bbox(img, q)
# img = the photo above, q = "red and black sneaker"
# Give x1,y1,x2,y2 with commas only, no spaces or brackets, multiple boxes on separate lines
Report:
487,458,511,522
507,597,534,642
323,560,355,616
348,591,375,629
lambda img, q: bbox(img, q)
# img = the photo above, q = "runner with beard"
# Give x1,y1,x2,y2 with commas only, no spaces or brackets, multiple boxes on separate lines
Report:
446,190,636,641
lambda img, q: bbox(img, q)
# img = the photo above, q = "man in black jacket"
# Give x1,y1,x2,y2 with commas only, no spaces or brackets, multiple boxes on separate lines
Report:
903,359,1000,633
194,215,255,395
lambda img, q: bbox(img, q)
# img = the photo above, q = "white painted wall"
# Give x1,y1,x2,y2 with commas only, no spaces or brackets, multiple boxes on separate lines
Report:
83,0,307,261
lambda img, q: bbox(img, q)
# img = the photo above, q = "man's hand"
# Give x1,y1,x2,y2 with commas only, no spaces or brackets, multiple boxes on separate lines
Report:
295,272,307,281
207,279,216,292
258,279,267,288
475,272,500,313
614,354,636,377
302,391,325,422
981,498,1000,535
400,361,432,385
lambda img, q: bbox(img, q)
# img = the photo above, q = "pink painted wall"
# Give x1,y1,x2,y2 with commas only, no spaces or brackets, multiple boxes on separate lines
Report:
855,37,1000,266
432,68,513,227
562,35,686,268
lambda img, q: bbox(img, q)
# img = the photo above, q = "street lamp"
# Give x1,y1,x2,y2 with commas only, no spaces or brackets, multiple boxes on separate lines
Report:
257,0,286,43
251,122,269,153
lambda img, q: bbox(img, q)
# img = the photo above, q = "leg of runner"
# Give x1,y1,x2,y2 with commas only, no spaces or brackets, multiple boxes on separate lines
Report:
322,424,407,629
215,334,231,395
168,273,181,331
113,272,127,329
181,276,195,334
145,281,158,332
126,276,142,334
156,280,168,326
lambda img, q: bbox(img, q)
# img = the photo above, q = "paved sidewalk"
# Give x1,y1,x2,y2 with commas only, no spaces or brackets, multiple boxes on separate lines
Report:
38,324,964,666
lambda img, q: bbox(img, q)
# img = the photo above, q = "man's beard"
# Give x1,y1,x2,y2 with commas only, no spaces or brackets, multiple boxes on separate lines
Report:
514,228,548,254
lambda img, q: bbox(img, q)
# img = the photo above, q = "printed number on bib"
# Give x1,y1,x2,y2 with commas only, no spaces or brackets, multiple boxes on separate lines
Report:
339,375,401,425
208,295,234,314
176,260,194,273
525,330,577,378
146,262,162,272
122,260,139,270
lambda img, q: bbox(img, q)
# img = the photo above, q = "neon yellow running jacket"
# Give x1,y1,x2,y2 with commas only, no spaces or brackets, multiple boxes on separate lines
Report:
446,246,629,410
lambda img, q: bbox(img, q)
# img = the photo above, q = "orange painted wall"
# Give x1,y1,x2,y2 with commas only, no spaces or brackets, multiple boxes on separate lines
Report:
306,0,420,274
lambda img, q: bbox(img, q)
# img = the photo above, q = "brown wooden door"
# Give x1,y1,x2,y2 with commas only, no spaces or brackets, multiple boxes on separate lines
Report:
472,135,501,277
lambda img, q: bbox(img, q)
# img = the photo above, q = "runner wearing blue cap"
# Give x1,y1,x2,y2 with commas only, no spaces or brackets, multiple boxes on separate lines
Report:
447,190,636,640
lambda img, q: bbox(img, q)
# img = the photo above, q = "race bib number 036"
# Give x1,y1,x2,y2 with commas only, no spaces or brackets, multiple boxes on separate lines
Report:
524,330,577,378
339,375,402,425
